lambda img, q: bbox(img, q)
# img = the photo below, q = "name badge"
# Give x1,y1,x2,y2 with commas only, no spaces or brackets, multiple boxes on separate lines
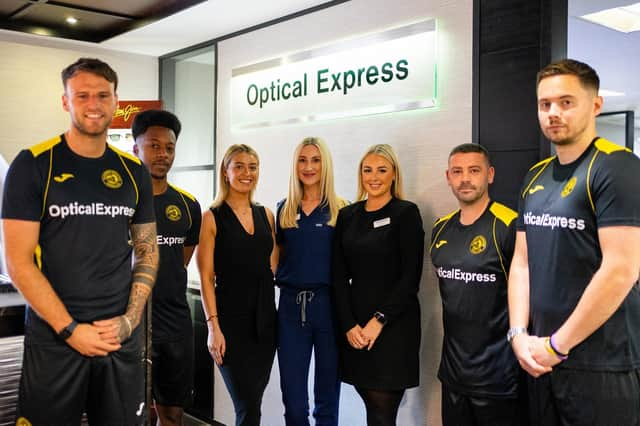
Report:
315,223,323,227
373,217,391,228
296,214,300,220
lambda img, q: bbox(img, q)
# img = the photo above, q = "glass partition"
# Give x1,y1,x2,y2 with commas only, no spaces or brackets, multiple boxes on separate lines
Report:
160,44,216,288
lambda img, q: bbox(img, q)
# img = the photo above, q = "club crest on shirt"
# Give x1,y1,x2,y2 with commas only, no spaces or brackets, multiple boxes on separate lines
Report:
165,204,182,221
101,169,123,189
561,177,577,198
469,235,487,254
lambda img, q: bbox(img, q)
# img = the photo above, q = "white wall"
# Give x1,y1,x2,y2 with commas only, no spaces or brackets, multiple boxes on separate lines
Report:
216,0,473,424
597,122,640,153
0,30,158,162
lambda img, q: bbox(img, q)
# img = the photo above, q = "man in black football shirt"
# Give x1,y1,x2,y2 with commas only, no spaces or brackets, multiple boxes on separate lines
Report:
133,109,202,426
508,59,640,425
2,58,158,425
431,143,524,426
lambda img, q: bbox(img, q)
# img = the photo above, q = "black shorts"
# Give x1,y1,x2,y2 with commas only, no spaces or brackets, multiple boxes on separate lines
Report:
152,333,194,407
527,367,640,426
17,327,145,426
441,383,527,426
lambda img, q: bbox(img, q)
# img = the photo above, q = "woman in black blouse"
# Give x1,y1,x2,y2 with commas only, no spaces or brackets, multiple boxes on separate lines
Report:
196,144,277,426
332,144,424,426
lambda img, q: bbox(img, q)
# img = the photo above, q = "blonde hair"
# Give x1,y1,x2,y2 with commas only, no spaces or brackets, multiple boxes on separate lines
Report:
357,144,404,201
280,137,347,228
212,144,260,208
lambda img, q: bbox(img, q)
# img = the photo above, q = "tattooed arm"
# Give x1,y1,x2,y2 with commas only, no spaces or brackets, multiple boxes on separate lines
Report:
94,221,159,343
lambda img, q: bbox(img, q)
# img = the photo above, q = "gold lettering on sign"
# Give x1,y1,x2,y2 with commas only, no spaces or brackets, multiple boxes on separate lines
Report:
114,104,142,122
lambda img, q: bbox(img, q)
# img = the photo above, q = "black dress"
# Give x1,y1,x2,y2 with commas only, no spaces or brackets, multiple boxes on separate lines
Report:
332,198,425,390
211,202,276,426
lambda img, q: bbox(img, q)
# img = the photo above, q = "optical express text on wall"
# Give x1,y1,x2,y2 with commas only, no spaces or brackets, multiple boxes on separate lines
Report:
230,20,437,129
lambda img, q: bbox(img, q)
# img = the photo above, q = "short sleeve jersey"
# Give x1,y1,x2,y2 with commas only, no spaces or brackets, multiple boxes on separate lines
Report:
275,200,334,289
152,184,201,341
1,135,155,339
517,138,640,370
430,201,519,398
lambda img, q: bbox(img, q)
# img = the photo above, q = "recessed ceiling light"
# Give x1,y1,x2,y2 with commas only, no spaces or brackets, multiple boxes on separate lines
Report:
599,89,625,97
66,17,78,25
580,2,640,33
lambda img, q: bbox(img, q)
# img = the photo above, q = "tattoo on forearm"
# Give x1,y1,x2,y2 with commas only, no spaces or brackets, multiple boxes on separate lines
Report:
125,283,151,330
117,315,132,341
131,222,159,290
126,222,159,329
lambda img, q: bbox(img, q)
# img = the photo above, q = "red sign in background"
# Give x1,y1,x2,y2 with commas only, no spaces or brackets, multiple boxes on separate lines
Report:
110,100,163,129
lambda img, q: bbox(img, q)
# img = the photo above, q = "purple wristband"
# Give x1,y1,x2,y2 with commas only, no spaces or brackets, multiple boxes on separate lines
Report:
550,334,569,360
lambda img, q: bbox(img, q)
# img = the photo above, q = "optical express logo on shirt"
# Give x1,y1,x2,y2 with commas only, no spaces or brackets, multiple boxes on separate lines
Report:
48,202,135,219
157,235,186,246
523,212,585,230
436,267,496,284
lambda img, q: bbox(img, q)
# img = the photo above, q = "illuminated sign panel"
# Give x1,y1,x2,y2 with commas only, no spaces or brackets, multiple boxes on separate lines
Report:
231,20,437,129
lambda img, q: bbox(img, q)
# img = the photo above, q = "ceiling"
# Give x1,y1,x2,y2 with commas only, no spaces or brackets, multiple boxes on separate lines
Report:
0,0,206,43
0,0,339,56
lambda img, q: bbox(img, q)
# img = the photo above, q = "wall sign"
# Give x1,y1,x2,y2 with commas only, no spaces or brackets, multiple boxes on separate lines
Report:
111,100,163,129
231,19,437,129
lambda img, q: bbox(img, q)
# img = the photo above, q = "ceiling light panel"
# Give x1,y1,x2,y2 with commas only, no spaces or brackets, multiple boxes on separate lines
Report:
581,3,640,33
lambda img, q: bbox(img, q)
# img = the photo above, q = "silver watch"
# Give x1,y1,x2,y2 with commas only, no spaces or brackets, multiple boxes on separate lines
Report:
506,327,528,343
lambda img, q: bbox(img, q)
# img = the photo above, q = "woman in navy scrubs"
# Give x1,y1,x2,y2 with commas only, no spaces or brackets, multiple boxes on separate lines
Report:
276,137,347,426
333,144,424,426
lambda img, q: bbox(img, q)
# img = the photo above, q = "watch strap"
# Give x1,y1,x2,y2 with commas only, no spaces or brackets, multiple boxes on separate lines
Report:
506,326,528,343
58,320,78,340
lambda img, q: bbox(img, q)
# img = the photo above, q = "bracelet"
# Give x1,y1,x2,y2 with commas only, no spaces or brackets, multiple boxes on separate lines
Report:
122,315,133,338
543,337,557,357
206,314,218,323
549,334,569,359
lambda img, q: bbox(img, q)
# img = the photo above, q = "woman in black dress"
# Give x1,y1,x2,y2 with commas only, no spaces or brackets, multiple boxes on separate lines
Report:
333,144,425,426
196,144,277,426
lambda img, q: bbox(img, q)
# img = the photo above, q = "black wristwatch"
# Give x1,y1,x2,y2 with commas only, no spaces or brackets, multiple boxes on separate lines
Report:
374,311,387,326
58,320,78,340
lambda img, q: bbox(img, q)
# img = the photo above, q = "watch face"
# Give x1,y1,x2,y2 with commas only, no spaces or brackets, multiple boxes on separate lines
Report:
374,312,387,325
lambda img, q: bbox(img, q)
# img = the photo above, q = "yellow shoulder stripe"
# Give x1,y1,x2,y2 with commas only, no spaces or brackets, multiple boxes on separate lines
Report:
594,138,630,154
169,183,196,202
489,202,517,227
433,209,458,227
528,156,555,171
108,144,142,165
29,136,62,157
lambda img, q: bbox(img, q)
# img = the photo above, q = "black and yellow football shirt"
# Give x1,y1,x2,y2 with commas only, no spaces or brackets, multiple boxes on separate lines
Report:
2,134,155,341
430,201,519,397
517,137,640,370
152,184,201,341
